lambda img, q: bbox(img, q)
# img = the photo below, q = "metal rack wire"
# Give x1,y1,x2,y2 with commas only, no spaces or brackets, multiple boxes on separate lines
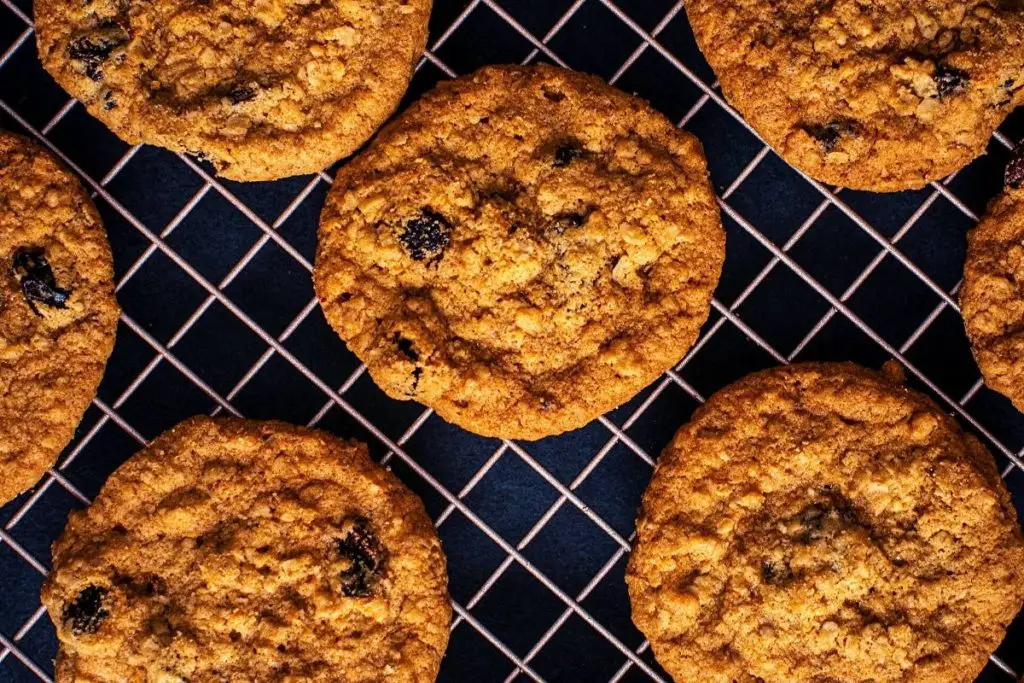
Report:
0,1,1022,681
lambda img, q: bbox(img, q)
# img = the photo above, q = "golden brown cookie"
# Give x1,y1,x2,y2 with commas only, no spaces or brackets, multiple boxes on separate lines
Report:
315,64,725,440
0,131,118,505
34,0,432,181
683,0,1024,191
626,362,1024,683
41,416,451,682
962,144,1024,412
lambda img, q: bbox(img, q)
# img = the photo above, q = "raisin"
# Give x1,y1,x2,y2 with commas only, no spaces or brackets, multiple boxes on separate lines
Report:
934,63,969,98
1006,142,1024,189
13,248,71,315
398,209,452,262
797,503,829,543
805,120,854,153
553,142,585,168
64,585,109,635
761,559,791,585
393,333,419,362
66,23,130,81
550,212,588,234
335,518,387,598
227,85,256,105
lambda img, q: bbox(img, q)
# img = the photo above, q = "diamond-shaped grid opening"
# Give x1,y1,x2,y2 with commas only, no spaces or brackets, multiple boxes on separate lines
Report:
845,256,942,349
218,175,316,226
437,509,509,605
224,241,314,338
0,544,45,635
624,377,700,457
115,361,217,440
962,388,1024,458
106,147,205,231
678,317,779,399
715,214,774,304
0,37,68,129
170,301,268,396
164,191,264,285
470,561,567,657
575,442,652,539
524,419,616,486
547,0,645,79
45,105,129,181
402,414,501,494
683,102,763,192
787,204,884,297
280,307,361,389
579,554,645,649
117,249,209,343
435,4,536,74
615,45,703,123
6,482,82,567
790,309,892,369
521,504,620,597
727,152,825,246
230,353,327,424
464,450,561,544
898,197,974,292
438,619,517,683
61,420,141,501
495,0,579,38
343,372,430,442
735,264,831,354
531,613,629,682
840,185,933,240
95,323,159,405
902,305,979,402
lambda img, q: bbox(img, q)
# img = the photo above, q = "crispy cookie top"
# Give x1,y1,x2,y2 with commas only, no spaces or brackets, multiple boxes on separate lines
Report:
962,145,1024,413
315,65,725,440
684,0,1024,191
626,362,1024,683
0,131,118,504
42,417,451,682
34,0,431,181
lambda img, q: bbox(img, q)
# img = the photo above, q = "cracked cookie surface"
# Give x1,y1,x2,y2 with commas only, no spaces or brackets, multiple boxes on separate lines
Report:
962,144,1024,413
42,417,451,682
315,64,725,440
626,362,1024,683
684,0,1024,191
0,131,118,505
34,0,431,181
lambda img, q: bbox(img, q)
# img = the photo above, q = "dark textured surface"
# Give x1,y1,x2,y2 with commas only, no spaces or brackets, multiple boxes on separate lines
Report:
0,1,1022,682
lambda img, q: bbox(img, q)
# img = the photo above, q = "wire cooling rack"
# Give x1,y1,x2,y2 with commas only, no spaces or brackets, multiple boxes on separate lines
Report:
1,1,1023,681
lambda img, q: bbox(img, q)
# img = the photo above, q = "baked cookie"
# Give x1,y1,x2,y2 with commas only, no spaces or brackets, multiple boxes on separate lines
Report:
684,0,1024,191
962,143,1024,412
0,131,118,505
626,362,1024,683
35,0,431,181
315,64,725,440
42,417,451,682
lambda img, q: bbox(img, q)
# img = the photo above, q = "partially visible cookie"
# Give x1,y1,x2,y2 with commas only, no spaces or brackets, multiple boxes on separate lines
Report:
684,0,1024,191
42,417,451,682
35,0,432,181
0,131,118,505
315,64,725,440
627,362,1024,683
962,143,1024,412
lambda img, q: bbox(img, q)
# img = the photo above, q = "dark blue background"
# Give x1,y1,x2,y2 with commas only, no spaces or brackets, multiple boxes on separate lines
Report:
1,1,1023,681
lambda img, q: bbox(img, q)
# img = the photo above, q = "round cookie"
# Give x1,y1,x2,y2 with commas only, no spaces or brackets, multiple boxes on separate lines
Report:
0,131,118,505
34,0,432,181
41,417,451,682
962,144,1024,412
626,362,1024,683
315,64,725,441
683,0,1024,191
